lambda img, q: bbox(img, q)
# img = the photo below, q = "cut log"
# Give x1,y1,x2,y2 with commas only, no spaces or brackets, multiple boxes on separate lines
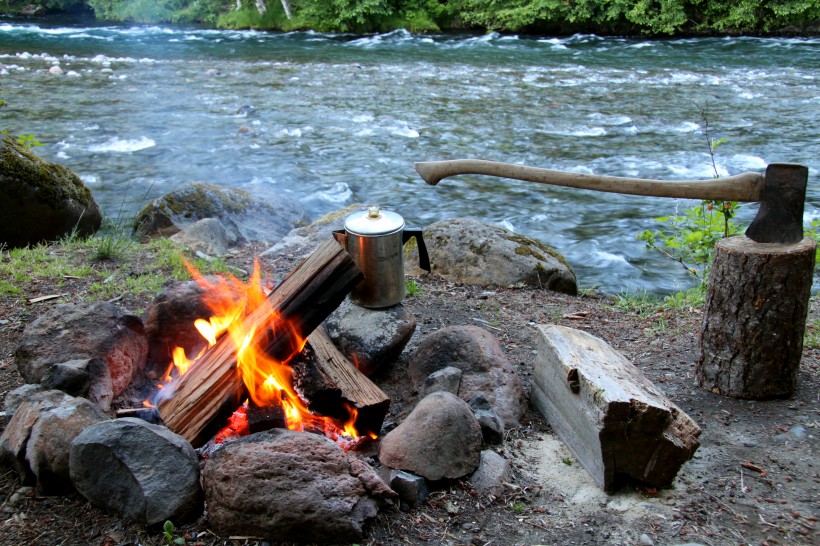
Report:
531,324,701,491
696,235,815,399
293,327,390,438
156,240,362,446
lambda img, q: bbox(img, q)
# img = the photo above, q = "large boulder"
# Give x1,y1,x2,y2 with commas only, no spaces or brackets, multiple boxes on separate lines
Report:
203,429,396,542
408,325,526,429
70,418,203,525
0,134,101,248
14,301,147,398
410,218,576,294
133,182,310,245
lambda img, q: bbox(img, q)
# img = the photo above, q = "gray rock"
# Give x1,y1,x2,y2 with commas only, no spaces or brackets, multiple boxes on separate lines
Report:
379,392,482,481
0,390,109,494
383,469,428,508
203,429,396,542
170,217,235,256
262,204,358,261
133,181,310,245
639,534,655,546
8,486,34,506
406,218,576,294
468,395,505,445
25,396,110,494
469,450,513,496
774,425,808,444
324,299,416,376
3,384,44,417
408,325,526,428
0,134,101,248
143,277,242,376
787,425,807,440
14,301,147,397
70,418,202,525
0,390,74,481
41,358,113,412
419,366,462,398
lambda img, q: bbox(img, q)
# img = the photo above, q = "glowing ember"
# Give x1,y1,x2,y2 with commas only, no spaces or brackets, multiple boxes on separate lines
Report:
151,259,371,448
214,403,250,444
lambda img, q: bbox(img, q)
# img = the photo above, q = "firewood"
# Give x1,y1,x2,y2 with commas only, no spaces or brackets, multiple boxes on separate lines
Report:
293,327,390,438
531,324,701,491
156,240,362,446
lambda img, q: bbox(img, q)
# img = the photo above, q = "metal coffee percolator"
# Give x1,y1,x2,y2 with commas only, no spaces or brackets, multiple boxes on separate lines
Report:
333,206,430,308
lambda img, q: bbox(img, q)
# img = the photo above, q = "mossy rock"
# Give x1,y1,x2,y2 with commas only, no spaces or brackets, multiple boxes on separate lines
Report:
133,182,311,245
260,204,362,258
408,218,577,295
0,135,102,248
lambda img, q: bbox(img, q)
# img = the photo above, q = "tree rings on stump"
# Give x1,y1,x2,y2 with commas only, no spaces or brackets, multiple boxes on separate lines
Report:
696,235,816,399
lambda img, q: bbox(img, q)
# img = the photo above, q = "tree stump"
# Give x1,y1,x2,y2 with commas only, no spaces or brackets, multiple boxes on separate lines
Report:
696,235,816,398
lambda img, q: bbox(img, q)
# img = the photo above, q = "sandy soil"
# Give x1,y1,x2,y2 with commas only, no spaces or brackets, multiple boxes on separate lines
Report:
0,242,817,546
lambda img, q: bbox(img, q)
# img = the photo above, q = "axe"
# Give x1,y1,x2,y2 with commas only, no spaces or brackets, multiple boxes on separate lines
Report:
414,159,808,244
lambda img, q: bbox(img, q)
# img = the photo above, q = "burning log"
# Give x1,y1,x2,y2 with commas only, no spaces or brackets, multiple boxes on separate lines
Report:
156,240,363,446
293,327,390,439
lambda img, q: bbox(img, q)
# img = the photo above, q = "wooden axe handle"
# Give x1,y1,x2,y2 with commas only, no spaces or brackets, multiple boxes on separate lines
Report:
415,159,764,202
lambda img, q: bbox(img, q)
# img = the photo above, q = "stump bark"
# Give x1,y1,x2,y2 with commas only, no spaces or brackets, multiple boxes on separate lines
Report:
696,235,816,399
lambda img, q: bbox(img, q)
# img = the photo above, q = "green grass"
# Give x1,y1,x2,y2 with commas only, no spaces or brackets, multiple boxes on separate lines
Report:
0,233,242,305
405,278,421,297
611,286,706,318
610,290,662,318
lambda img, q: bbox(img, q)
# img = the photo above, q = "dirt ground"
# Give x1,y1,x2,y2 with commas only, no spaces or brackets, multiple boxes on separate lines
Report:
0,242,817,546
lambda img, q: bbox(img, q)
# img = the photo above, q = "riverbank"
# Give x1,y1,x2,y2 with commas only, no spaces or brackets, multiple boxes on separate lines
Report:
0,236,818,544
1,2,819,37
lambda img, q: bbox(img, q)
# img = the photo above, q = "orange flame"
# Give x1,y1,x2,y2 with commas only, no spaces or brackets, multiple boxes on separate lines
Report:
154,259,370,447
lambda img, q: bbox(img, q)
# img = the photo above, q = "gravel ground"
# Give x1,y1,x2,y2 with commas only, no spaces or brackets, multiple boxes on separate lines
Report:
0,241,817,546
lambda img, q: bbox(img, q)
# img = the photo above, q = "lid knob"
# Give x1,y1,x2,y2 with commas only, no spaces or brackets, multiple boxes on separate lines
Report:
367,205,381,219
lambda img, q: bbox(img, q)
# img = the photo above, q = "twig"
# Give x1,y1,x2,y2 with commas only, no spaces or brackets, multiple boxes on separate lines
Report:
115,407,152,416
522,519,551,531
740,461,767,477
28,293,68,304
695,101,720,179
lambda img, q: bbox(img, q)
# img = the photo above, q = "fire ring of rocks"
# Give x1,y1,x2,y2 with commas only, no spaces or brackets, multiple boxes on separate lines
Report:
0,241,696,541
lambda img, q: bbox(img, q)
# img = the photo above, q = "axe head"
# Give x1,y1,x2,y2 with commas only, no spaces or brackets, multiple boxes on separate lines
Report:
745,163,808,244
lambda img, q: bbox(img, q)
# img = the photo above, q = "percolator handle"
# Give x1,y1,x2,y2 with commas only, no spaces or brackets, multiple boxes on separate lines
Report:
402,228,431,272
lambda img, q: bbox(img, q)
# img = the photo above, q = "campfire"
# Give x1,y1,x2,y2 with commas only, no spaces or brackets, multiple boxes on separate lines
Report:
149,239,389,449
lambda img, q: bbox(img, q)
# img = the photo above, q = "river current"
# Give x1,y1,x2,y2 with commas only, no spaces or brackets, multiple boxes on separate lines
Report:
1,17,818,293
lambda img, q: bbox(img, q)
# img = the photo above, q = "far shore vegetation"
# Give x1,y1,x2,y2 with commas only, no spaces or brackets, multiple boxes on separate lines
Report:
1,0,818,37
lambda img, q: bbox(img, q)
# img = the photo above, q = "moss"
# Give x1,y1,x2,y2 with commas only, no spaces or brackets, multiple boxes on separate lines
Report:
161,182,253,218
503,231,573,271
133,182,256,236
0,134,94,208
314,204,360,225
515,244,547,262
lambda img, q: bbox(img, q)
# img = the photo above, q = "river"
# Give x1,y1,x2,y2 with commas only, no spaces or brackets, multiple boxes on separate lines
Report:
1,16,818,293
